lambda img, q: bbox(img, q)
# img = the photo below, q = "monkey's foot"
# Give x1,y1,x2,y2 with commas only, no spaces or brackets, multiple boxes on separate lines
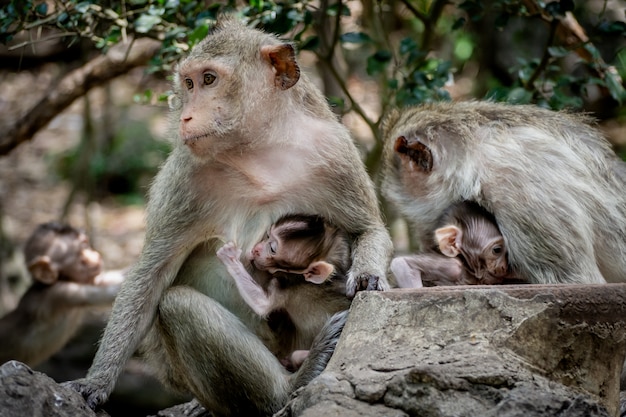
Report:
62,377,111,410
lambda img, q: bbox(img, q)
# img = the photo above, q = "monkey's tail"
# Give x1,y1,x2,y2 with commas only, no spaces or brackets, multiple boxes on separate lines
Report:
289,309,349,390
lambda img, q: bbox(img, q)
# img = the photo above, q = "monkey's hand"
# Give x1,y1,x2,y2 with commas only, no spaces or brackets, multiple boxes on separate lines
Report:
216,241,242,266
62,377,111,410
346,272,385,298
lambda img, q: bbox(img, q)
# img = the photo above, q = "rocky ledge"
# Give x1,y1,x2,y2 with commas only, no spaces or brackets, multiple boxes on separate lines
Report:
2,284,626,417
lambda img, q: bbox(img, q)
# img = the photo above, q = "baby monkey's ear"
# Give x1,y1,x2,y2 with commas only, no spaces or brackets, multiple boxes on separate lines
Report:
303,261,335,284
435,225,462,258
28,256,59,284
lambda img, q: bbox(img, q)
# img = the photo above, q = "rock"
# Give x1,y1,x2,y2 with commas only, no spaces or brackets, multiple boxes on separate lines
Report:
0,360,204,417
0,360,107,417
3,284,626,417
278,284,626,417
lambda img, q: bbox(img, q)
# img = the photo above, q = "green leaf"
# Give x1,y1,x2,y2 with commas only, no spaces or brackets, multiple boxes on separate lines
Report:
506,87,533,104
299,35,319,51
366,50,392,76
188,23,209,44
452,17,466,30
327,96,345,112
135,14,161,33
399,37,417,55
547,46,570,58
605,71,626,104
340,32,372,44
35,3,47,16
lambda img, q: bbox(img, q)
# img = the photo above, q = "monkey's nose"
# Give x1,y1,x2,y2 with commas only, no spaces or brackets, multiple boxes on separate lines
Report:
84,249,102,265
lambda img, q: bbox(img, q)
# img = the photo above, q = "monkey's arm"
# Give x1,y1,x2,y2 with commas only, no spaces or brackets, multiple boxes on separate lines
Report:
64,156,198,409
216,242,272,317
391,253,468,287
324,155,394,297
48,281,121,306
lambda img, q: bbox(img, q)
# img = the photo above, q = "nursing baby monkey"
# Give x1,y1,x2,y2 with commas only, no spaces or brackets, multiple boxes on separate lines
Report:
0,222,122,367
382,101,626,285
217,214,352,371
391,201,523,288
66,15,392,417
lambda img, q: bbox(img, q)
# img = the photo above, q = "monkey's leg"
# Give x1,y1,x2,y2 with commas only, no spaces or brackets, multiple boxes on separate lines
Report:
154,285,290,417
392,254,465,287
390,256,424,288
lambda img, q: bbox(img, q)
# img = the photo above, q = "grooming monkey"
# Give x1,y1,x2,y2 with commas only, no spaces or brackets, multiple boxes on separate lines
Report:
217,214,352,370
381,101,626,285
391,201,523,288
66,16,393,417
0,222,123,367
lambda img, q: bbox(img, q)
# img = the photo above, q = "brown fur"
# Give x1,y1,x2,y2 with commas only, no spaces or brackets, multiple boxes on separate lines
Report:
217,214,352,363
392,202,524,287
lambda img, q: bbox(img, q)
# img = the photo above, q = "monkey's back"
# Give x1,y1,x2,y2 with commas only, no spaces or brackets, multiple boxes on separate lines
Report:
382,101,626,284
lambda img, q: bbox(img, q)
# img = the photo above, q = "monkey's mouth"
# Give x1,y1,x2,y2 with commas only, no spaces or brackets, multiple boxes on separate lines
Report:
182,134,209,146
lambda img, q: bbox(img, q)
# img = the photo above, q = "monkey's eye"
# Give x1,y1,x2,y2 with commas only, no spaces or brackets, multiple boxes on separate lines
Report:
269,241,277,255
184,78,193,90
203,73,216,85
492,245,503,255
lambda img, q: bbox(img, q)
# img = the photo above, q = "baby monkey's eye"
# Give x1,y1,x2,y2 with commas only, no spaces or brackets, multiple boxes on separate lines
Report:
185,78,193,90
492,245,503,255
269,241,277,255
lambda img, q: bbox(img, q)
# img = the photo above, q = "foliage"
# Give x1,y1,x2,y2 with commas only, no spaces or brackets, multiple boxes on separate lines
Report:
1,0,625,192
54,113,171,203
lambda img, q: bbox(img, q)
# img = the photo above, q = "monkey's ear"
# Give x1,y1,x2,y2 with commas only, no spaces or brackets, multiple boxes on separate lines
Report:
435,225,462,257
27,256,59,284
261,44,301,90
394,135,433,173
303,261,334,284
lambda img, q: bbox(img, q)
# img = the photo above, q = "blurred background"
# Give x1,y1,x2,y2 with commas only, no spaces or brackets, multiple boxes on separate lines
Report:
0,0,624,415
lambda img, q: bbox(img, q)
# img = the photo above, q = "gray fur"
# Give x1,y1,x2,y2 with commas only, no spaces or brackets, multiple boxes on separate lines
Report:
381,101,626,285
65,16,392,417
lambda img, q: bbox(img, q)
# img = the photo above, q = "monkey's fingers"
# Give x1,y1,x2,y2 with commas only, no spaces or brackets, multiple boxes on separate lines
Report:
216,242,242,261
61,378,109,410
346,273,383,298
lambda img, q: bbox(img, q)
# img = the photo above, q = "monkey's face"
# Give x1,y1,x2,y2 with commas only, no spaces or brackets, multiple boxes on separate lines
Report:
461,236,508,283
174,57,243,157
250,227,311,275
52,233,103,283
250,237,277,272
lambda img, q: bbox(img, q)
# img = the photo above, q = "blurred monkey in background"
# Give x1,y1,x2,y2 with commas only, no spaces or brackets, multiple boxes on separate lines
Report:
0,222,123,367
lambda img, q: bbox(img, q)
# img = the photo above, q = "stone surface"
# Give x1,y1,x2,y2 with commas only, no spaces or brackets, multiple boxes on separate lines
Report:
278,284,626,417
0,360,108,417
3,284,626,417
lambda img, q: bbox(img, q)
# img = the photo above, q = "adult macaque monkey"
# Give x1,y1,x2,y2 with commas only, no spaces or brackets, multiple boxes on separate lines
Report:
217,214,352,370
381,101,626,285
391,201,522,288
66,15,392,417
0,222,123,367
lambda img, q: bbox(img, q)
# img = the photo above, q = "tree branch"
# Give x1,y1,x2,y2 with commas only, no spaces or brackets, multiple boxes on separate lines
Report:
0,37,161,156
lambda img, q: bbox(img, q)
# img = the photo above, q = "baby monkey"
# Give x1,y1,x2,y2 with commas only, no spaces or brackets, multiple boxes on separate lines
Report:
392,202,524,288
217,214,352,370
0,222,123,367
